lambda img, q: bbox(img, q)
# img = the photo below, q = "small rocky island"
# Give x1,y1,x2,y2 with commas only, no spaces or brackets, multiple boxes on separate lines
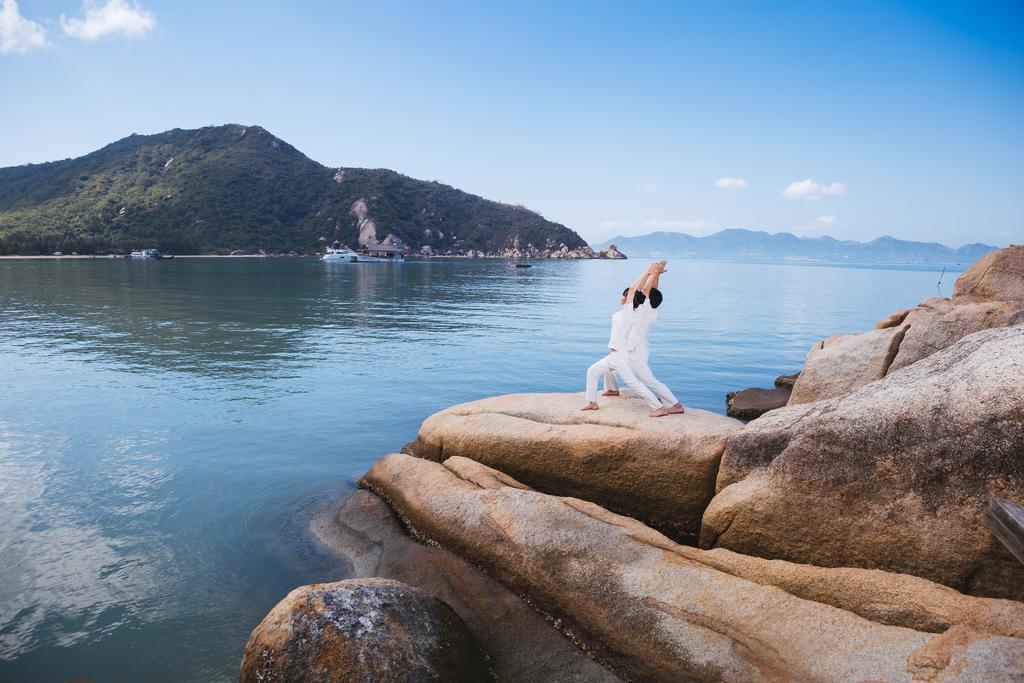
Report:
241,246,1024,682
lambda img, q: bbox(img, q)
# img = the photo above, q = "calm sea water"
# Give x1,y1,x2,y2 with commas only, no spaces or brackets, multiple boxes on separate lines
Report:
0,256,958,681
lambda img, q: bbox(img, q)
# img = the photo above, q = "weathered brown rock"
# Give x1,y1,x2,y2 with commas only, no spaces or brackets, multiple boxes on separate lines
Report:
402,392,742,542
704,326,1024,600
888,296,1023,371
773,371,800,388
876,308,912,329
954,245,1024,303
725,386,791,420
239,578,486,683
787,324,908,405
311,490,620,682
361,454,1024,682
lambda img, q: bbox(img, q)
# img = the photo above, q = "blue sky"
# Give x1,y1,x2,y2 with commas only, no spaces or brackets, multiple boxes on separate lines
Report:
1,0,1022,247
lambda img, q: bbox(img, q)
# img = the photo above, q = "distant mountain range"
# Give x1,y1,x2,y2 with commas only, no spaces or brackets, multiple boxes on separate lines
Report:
595,229,997,265
0,124,590,256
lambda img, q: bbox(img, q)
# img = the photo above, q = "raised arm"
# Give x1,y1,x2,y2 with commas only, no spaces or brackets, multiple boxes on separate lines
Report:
626,263,657,307
640,260,667,297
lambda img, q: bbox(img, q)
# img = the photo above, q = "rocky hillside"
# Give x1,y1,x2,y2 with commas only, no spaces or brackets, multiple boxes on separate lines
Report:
0,125,595,257
596,228,997,264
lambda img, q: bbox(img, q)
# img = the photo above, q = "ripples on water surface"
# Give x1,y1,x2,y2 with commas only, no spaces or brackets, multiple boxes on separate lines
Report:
0,256,958,681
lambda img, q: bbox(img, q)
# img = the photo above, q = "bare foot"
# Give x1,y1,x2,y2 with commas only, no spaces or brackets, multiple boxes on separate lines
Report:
582,402,600,411
668,403,686,414
601,390,620,396
649,407,670,417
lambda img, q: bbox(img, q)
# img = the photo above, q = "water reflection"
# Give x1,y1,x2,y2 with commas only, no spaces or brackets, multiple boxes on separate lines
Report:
0,257,958,681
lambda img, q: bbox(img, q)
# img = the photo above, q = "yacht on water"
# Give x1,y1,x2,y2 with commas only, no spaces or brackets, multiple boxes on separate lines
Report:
130,249,162,259
322,243,405,263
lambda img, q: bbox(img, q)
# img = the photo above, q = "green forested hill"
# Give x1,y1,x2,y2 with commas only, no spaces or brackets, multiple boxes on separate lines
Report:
0,125,588,255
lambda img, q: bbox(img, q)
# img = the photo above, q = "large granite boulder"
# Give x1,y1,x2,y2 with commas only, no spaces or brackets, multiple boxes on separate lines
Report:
787,325,908,405
311,490,620,681
703,326,1024,600
789,246,1024,405
954,244,1024,303
239,578,486,682
889,296,1023,372
361,454,1024,682
402,392,742,542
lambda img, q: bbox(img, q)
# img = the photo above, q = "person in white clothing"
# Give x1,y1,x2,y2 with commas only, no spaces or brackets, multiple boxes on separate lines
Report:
583,263,665,416
602,261,685,415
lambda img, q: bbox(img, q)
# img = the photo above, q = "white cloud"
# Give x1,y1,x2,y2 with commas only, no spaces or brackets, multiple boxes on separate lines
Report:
817,215,839,226
62,0,155,41
0,0,49,54
714,177,748,189
782,178,847,201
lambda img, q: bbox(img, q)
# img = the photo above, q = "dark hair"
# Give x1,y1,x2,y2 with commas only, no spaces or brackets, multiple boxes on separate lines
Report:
621,287,647,309
649,287,663,309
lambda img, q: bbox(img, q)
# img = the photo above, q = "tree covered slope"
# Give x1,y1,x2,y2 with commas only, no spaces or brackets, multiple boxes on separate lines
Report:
0,125,588,255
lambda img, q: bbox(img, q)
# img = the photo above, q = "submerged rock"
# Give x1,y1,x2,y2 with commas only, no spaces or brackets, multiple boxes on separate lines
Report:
311,490,620,681
704,326,1024,600
361,454,1024,682
402,392,742,542
239,578,486,683
725,386,790,420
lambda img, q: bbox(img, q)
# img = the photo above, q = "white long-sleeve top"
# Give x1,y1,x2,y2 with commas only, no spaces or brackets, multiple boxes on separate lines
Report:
607,303,639,351
627,300,658,353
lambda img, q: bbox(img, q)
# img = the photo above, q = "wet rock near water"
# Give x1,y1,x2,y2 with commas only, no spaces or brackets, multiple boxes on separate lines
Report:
239,578,487,683
725,386,791,420
402,392,742,542
773,371,800,388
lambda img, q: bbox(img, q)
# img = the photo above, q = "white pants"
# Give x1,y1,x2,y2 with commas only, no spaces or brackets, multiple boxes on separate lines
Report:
587,350,661,410
604,349,679,408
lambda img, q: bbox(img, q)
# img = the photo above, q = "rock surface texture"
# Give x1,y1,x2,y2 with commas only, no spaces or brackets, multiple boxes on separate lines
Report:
704,326,1024,600
725,386,791,420
361,454,1024,682
311,490,620,681
789,245,1024,405
889,296,1024,371
239,578,487,683
787,325,908,405
402,392,743,541
954,244,1024,303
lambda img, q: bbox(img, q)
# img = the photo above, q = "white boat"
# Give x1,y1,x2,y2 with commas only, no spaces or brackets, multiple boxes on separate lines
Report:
130,249,163,259
322,246,358,262
322,244,405,263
